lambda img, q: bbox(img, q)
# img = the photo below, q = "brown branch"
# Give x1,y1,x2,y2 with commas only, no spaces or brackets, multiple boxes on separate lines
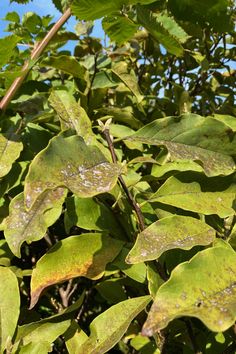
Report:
0,8,72,113
103,127,146,232
58,279,78,308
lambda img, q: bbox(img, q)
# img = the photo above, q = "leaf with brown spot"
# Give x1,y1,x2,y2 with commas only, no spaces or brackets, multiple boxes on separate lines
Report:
4,188,67,258
126,215,215,263
125,114,236,177
30,233,124,308
142,241,236,335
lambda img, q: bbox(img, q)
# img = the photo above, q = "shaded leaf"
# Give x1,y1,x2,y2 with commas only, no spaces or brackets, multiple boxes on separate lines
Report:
112,66,143,103
113,247,147,283
16,293,85,344
65,321,88,354
96,278,127,303
168,0,233,32
77,296,151,354
127,215,215,263
92,71,119,89
4,188,66,257
149,173,236,218
24,134,123,209
30,233,124,308
142,242,236,335
137,6,185,56
0,129,23,178
64,196,123,238
41,55,86,79
0,266,20,353
72,0,156,20
102,15,138,45
0,35,20,68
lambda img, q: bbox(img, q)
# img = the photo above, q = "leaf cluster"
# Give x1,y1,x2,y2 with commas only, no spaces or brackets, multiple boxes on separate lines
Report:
0,0,236,353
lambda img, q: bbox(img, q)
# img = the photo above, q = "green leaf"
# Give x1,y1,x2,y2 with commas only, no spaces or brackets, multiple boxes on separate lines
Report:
41,55,86,79
24,134,123,209
65,322,88,354
0,266,20,353
30,233,124,308
64,196,123,238
0,129,23,178
49,90,93,141
142,242,236,335
0,35,20,68
22,12,42,34
17,341,51,354
149,173,236,218
52,0,71,12
77,296,151,354
113,247,147,283
16,293,85,346
4,12,20,23
4,188,66,257
127,215,215,263
16,321,70,349
72,0,157,20
102,15,138,45
96,278,127,303
168,0,233,32
92,71,119,89
137,6,185,56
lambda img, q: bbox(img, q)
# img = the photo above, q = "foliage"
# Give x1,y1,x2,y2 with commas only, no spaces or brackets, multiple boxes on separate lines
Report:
0,0,235,353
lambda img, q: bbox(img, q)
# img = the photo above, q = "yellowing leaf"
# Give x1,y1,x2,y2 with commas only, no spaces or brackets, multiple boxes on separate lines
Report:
24,134,123,209
0,130,23,178
4,188,66,257
49,90,94,142
0,266,20,353
149,173,236,218
127,215,215,263
30,233,124,308
143,243,236,335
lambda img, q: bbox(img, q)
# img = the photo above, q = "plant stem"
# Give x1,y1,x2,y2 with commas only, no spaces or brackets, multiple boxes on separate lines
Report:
185,319,202,354
0,8,72,113
103,127,146,232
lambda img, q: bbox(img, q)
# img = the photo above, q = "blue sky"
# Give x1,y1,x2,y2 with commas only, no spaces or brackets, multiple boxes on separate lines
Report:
0,1,235,70
0,0,104,50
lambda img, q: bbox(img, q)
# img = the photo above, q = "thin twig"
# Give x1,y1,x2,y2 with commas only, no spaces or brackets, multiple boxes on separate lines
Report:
58,279,78,308
103,127,146,232
184,319,202,354
0,8,72,113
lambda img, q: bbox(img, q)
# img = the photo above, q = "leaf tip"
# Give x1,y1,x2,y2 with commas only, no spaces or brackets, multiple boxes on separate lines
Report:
141,325,154,337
